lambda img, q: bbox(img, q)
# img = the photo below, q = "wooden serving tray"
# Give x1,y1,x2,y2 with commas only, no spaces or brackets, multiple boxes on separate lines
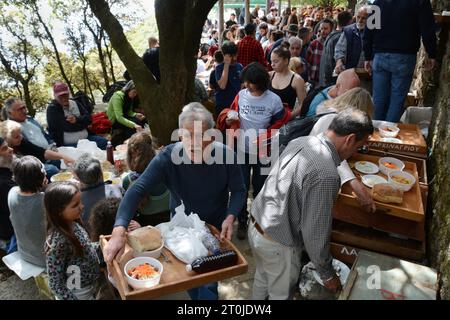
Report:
368,123,427,158
338,153,424,222
100,225,248,300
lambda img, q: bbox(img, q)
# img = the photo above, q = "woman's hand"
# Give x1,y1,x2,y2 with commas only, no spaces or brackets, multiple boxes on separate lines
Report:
134,124,143,132
63,156,75,166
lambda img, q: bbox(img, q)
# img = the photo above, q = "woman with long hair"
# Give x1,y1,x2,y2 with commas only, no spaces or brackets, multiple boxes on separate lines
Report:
269,47,306,118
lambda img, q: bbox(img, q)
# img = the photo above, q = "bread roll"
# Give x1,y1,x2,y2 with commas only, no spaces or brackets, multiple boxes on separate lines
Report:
127,226,162,252
372,183,404,204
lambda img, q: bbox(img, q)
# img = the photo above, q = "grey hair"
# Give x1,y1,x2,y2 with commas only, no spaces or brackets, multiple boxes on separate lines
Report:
73,153,103,186
3,98,19,119
328,107,374,141
178,102,215,129
122,80,135,93
288,36,303,47
0,120,21,141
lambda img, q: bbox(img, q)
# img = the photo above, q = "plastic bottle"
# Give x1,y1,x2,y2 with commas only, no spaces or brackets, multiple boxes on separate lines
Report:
106,141,114,164
185,250,238,273
201,229,221,255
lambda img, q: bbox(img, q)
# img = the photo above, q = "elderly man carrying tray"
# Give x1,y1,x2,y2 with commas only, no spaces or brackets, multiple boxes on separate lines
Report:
103,102,247,300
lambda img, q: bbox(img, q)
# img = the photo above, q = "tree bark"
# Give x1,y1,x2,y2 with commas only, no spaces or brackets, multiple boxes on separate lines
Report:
245,0,250,24
219,0,224,47
30,1,74,95
104,38,116,84
21,79,34,117
88,0,216,145
348,0,357,12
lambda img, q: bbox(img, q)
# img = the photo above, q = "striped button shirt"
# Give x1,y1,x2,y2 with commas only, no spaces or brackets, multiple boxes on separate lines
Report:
251,133,341,279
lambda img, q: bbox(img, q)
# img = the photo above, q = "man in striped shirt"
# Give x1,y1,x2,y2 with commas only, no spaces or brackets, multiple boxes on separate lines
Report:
248,108,374,300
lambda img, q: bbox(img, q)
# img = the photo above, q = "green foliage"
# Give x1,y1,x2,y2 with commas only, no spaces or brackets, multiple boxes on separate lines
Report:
291,0,348,8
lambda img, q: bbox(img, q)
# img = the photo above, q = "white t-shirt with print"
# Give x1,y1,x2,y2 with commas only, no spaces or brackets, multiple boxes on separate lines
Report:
236,89,284,154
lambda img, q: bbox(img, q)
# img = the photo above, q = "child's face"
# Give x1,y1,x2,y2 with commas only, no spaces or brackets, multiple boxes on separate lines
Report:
62,191,83,222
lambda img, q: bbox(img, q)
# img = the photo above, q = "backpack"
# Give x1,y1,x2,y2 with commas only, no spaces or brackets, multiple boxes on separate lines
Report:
299,85,329,118
72,91,95,114
276,112,336,155
102,81,127,103
90,112,112,134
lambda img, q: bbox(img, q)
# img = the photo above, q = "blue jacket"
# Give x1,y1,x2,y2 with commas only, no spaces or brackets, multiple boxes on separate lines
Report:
343,24,364,70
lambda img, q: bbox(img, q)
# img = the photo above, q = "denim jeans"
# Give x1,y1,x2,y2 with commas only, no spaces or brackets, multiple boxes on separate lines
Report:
44,163,60,180
372,53,416,122
87,134,108,150
187,282,218,300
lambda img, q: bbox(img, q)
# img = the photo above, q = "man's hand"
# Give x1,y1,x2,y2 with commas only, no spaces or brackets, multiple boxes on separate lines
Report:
323,273,342,293
364,60,373,76
224,54,233,65
220,214,235,241
63,156,75,166
127,220,141,232
349,179,376,213
66,115,76,124
334,59,345,74
103,226,127,264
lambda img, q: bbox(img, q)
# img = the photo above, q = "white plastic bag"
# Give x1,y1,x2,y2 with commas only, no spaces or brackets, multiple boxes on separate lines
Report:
156,202,208,264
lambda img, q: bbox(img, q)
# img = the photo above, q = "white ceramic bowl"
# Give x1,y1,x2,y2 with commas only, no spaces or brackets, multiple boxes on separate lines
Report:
124,257,163,290
132,239,164,259
379,125,400,138
388,170,416,192
378,157,405,176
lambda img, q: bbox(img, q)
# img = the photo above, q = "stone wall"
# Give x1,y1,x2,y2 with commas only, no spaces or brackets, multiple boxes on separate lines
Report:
426,0,450,300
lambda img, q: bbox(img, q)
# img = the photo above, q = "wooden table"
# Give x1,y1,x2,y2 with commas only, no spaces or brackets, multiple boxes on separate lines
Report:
100,225,248,300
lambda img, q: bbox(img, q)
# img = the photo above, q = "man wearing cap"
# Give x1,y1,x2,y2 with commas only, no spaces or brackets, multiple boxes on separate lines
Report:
237,23,267,68
0,137,15,252
47,82,108,150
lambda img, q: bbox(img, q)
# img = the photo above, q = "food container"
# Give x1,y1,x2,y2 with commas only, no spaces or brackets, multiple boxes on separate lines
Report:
378,157,405,176
388,170,416,192
50,171,75,182
379,125,400,138
132,240,164,259
124,257,163,289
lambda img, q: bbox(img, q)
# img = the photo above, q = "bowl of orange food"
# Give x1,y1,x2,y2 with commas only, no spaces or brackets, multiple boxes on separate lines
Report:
124,257,163,289
379,125,400,138
388,170,416,192
378,157,405,176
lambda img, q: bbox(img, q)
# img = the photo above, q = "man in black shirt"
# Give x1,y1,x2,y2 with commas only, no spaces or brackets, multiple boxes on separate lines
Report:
364,0,437,122
225,13,237,29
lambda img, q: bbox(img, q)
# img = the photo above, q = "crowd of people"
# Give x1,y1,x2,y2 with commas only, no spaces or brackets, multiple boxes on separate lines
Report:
0,0,438,301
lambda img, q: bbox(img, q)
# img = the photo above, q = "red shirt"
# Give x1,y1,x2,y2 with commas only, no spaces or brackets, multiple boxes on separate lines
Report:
237,36,267,68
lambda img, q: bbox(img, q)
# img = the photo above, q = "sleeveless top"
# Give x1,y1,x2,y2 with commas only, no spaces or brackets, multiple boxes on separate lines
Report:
269,73,297,109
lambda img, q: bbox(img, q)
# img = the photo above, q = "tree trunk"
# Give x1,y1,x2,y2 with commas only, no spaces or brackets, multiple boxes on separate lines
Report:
31,2,74,95
95,36,111,90
348,0,358,12
245,0,250,24
218,0,224,47
104,38,116,84
88,0,216,145
21,80,34,117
